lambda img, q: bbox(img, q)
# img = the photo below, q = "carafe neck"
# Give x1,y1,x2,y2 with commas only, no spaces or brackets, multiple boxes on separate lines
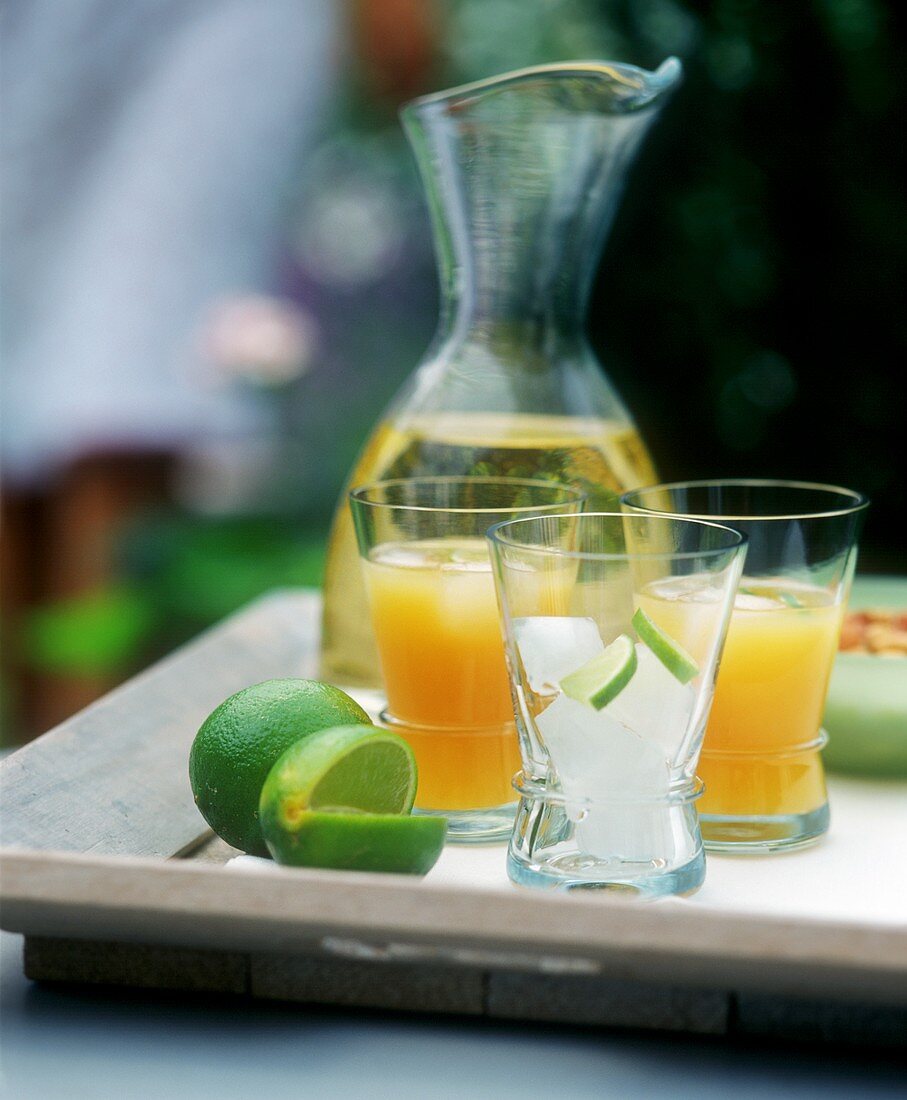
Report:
403,61,682,363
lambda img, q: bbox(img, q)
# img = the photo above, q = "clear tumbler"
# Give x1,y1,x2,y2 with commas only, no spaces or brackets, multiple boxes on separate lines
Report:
351,477,584,842
488,511,746,895
621,479,868,851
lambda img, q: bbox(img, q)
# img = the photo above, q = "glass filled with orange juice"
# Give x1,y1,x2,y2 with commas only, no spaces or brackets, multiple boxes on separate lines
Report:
622,480,868,852
349,477,585,841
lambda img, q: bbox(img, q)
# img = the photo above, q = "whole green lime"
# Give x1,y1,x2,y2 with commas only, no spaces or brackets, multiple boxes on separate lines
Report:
189,679,370,855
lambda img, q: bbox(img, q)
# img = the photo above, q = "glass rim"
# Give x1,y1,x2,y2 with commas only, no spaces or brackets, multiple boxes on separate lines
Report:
621,478,870,522
487,510,747,562
349,476,586,516
401,58,683,119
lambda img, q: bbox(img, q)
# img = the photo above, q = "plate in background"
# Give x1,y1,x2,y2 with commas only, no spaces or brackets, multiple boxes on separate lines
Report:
823,575,907,778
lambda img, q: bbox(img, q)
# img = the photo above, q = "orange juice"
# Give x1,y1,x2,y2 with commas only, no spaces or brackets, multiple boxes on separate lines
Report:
363,538,519,811
699,581,842,818
322,413,656,688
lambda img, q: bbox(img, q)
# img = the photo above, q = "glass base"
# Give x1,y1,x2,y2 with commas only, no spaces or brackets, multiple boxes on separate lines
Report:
506,775,706,897
696,733,830,853
700,801,829,853
507,846,706,897
415,803,515,844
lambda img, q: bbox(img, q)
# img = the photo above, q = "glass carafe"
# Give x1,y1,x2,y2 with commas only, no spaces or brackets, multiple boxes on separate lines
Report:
321,59,683,688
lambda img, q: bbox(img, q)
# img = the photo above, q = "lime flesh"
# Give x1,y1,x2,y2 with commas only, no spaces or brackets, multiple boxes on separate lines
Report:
632,608,699,684
260,724,417,831
560,633,637,709
264,810,447,874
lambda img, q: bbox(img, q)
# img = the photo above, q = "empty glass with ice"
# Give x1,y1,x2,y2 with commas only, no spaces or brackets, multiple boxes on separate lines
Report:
488,512,746,895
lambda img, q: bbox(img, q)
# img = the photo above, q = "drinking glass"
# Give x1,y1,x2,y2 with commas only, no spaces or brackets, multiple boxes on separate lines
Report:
621,480,868,852
488,511,746,894
350,477,585,842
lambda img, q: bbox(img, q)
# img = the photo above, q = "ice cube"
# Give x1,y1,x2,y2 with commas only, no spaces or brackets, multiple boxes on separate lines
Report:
536,694,669,799
439,556,498,630
443,544,490,569
734,591,782,611
575,802,689,866
535,693,674,863
645,574,723,603
513,617,605,694
369,543,435,569
604,644,694,764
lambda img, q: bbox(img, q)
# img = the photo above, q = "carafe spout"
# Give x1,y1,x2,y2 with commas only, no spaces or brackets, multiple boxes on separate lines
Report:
401,60,683,341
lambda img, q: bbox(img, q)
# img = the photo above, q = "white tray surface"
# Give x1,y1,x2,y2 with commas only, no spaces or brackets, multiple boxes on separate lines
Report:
231,775,907,928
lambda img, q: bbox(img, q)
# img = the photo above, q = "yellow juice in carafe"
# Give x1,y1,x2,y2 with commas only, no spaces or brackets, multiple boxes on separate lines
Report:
320,411,657,688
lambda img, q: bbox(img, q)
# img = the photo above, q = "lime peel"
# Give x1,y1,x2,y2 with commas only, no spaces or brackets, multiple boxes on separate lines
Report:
632,607,699,684
263,810,447,875
559,633,637,709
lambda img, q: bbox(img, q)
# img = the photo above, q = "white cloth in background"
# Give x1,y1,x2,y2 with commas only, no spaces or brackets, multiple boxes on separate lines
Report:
1,0,340,485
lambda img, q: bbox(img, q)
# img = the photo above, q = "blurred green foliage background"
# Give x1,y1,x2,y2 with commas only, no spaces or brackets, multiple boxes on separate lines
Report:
6,0,905,743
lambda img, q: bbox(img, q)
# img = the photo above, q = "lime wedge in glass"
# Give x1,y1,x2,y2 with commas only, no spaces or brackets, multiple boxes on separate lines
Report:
632,608,699,684
559,633,637,709
263,810,447,874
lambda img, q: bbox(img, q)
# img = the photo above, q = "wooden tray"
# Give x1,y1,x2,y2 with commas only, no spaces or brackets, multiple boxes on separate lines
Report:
2,590,906,1047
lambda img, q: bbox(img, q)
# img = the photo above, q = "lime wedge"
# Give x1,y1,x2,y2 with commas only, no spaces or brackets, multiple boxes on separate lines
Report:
559,633,637,709
263,810,447,874
259,724,417,837
632,608,699,684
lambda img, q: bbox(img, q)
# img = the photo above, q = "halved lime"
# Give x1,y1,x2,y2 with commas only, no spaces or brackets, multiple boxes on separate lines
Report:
189,679,371,855
259,723,417,839
264,810,447,874
559,633,637,709
632,607,699,684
